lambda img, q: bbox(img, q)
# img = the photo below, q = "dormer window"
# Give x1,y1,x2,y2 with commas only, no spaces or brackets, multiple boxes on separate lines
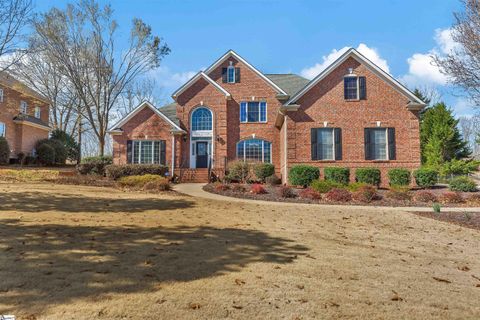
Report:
344,70,366,100
222,61,240,83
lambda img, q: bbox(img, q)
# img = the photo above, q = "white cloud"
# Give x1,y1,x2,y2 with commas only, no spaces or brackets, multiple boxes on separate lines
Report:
148,66,199,90
300,43,390,79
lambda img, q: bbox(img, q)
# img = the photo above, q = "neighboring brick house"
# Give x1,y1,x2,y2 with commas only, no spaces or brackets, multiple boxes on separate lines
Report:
0,72,51,160
109,48,425,185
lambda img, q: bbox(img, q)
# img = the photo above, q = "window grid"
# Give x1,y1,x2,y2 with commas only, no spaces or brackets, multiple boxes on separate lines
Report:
20,101,27,114
240,101,267,123
371,128,388,160
227,66,235,83
344,76,358,100
236,139,272,163
34,107,41,118
317,128,334,160
132,140,164,164
191,108,212,131
0,88,3,102
0,122,5,137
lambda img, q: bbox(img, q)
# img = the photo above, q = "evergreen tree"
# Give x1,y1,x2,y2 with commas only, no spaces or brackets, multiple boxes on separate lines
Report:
50,129,79,162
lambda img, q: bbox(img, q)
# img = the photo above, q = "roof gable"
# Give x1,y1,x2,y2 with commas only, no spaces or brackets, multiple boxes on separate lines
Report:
172,72,231,100
285,48,426,106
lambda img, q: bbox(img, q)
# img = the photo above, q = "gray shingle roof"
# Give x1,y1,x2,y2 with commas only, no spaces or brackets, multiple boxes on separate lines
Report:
13,113,50,128
158,102,181,127
264,74,310,96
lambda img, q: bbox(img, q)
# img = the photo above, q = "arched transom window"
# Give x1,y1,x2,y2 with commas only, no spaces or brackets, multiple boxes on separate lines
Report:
236,139,271,163
191,107,212,131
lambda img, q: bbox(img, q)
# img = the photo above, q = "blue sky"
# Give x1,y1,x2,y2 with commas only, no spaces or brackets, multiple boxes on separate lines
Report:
35,0,472,115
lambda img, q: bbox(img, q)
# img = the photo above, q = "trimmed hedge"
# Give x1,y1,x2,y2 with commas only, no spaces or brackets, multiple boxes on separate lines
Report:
105,164,169,180
413,168,438,188
77,156,113,176
226,161,251,183
37,143,55,165
289,165,320,187
449,176,477,192
324,167,350,185
0,136,9,164
388,168,411,186
253,163,275,182
355,168,381,186
35,139,67,165
310,179,343,193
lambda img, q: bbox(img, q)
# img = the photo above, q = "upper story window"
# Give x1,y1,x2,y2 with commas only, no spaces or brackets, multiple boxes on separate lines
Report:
34,106,41,118
0,88,4,102
191,107,212,131
311,127,342,160
344,70,366,100
240,101,267,123
227,65,235,83
0,122,5,137
237,139,271,163
20,101,27,114
222,61,240,83
364,127,396,160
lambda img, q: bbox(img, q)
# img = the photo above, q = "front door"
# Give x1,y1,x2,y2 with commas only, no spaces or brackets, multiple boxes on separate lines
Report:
196,142,208,168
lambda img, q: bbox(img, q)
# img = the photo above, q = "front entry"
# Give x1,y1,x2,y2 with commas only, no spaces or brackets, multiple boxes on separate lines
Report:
195,141,208,168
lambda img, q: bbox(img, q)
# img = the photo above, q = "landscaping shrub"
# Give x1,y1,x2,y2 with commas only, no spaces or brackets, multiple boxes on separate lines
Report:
355,168,381,186
439,191,464,204
0,137,9,164
36,139,67,164
413,190,437,203
298,187,322,200
253,163,275,182
250,183,267,194
105,164,169,180
277,185,296,198
324,167,350,185
352,185,377,203
214,183,230,191
50,129,80,162
226,161,251,183
388,168,411,186
385,186,411,201
0,169,59,181
231,184,247,193
439,159,480,176
310,179,343,193
413,168,438,188
265,174,281,186
36,143,55,165
325,188,352,202
143,178,171,191
346,182,369,192
448,176,477,192
288,165,320,187
118,174,170,191
433,203,441,213
77,156,113,176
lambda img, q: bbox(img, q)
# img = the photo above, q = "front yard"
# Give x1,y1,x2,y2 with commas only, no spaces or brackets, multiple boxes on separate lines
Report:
0,181,479,319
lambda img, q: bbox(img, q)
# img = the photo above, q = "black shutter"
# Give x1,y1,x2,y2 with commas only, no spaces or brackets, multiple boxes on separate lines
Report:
334,128,342,160
127,140,132,164
359,76,366,100
160,140,166,165
364,129,372,160
235,67,240,83
222,68,227,83
311,128,318,160
343,78,348,99
388,128,396,160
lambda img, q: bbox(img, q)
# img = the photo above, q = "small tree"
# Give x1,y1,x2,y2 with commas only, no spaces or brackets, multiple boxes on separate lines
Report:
0,136,10,164
50,129,79,162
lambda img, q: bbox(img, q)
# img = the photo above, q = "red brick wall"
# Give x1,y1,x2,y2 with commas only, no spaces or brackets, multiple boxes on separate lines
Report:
287,57,421,186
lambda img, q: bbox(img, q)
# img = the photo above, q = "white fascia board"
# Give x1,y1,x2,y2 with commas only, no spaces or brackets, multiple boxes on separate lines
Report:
171,71,231,99
203,50,288,95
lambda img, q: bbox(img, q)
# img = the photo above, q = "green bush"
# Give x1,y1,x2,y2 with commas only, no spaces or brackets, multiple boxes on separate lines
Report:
355,168,381,186
289,165,320,186
324,167,350,185
253,163,275,182
310,179,343,193
77,156,113,176
388,168,411,186
105,164,169,180
35,139,67,164
118,174,170,191
346,182,369,192
448,176,477,192
265,174,281,186
413,168,438,188
50,129,79,162
226,161,251,183
439,159,480,176
0,136,9,164
36,143,55,165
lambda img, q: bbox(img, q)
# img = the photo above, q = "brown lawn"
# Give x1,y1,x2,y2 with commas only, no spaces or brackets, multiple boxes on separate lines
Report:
0,182,479,320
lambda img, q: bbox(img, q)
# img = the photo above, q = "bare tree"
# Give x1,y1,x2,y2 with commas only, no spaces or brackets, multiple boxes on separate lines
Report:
434,0,480,107
32,0,170,156
117,77,161,117
0,0,33,70
459,116,475,150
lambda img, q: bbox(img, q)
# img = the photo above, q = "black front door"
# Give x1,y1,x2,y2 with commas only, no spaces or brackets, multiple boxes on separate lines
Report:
196,142,208,168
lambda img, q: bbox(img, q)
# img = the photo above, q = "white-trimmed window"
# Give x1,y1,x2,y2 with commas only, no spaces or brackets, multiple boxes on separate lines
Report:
191,107,212,131
236,139,271,163
364,128,396,160
129,140,166,165
34,106,41,118
311,127,342,160
227,65,235,83
0,88,4,102
240,101,267,123
0,122,5,137
344,75,366,100
222,62,239,83
20,101,27,114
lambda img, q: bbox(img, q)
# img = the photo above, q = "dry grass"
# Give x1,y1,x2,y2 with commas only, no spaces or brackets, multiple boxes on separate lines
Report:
0,182,479,320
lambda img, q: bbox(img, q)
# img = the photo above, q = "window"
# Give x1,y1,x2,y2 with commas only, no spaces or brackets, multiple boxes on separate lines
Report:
20,101,27,114
311,128,342,160
129,140,166,164
34,106,41,118
240,101,267,123
0,88,3,102
191,107,212,131
0,122,5,137
344,76,366,100
222,64,240,83
236,139,271,163
227,65,235,83
364,128,396,160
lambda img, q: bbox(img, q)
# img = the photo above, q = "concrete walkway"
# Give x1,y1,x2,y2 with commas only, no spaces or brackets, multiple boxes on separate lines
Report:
173,183,480,212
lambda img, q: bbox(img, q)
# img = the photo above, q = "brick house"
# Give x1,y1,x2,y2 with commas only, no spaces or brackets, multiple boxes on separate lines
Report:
0,72,51,160
109,48,425,185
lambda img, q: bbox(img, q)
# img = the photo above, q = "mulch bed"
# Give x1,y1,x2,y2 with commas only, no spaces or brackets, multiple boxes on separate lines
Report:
412,211,480,230
204,183,480,208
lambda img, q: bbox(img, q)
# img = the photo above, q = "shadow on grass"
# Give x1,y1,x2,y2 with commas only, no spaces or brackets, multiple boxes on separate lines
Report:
0,191,194,213
0,219,309,314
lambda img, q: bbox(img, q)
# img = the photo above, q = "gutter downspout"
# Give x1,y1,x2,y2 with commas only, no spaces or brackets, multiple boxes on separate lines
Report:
284,114,288,184
171,134,175,177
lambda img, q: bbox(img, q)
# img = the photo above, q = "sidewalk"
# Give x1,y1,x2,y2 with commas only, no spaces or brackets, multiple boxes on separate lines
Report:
173,183,480,212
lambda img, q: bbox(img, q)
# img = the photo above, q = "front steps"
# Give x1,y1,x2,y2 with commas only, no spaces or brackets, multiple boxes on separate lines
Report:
179,168,209,183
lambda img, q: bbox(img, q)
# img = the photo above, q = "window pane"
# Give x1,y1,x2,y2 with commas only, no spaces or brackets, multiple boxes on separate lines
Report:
260,102,267,122
140,141,153,164
0,122,5,137
371,129,387,160
153,141,160,164
227,66,235,83
192,108,212,131
240,102,247,122
247,102,260,122
263,141,271,163
236,141,244,159
237,139,271,163
133,141,140,164
317,129,334,160
344,77,358,99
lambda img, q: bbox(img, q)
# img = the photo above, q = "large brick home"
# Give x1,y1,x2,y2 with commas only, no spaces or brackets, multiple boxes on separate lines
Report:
109,48,425,184
0,72,51,160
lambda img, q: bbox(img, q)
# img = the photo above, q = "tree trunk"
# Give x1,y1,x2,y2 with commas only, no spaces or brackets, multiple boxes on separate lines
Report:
77,116,82,164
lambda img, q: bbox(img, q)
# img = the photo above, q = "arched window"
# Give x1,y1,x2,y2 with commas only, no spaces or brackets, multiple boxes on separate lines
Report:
191,108,212,131
236,139,271,163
